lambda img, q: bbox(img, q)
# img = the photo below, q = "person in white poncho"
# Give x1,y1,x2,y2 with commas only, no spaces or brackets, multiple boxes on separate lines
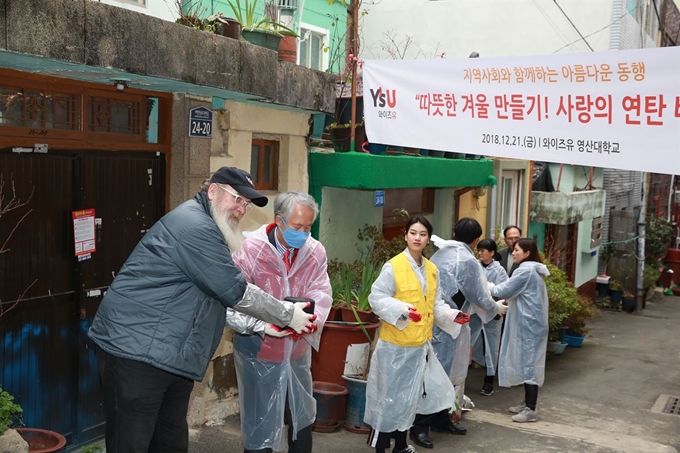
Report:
489,238,550,423
364,216,470,453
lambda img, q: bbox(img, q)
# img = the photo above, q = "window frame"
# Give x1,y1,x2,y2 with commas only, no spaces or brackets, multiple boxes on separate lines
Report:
250,139,280,191
298,23,330,71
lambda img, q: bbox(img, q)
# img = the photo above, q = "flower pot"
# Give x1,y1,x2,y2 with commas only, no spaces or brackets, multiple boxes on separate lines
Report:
312,381,348,432
609,289,623,304
342,375,371,433
340,306,378,323
311,321,381,386
622,296,636,313
337,97,364,125
218,17,241,40
563,334,585,348
554,341,568,355
278,33,297,62
659,271,673,288
429,150,446,158
329,126,365,153
242,29,282,52
367,143,388,155
546,340,561,353
16,428,66,453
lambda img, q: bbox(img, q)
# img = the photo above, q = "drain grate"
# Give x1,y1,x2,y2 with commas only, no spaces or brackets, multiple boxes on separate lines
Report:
663,397,680,415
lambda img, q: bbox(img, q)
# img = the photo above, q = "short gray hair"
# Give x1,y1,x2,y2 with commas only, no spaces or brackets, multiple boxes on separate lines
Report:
274,191,319,221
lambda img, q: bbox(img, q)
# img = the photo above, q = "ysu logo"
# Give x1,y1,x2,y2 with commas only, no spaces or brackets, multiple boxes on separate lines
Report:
370,88,397,108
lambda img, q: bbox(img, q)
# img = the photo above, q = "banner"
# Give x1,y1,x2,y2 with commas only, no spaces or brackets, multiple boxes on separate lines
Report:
363,47,680,175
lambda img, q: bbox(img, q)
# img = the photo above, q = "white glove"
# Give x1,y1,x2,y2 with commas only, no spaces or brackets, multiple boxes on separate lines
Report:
487,281,495,290
288,301,316,334
495,300,508,316
264,323,292,338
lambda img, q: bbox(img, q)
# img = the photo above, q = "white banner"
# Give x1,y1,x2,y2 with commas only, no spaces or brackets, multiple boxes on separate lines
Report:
363,47,680,175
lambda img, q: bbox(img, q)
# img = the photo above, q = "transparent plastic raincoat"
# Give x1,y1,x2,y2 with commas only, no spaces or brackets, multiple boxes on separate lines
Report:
225,224,332,451
364,250,462,433
470,260,509,374
490,261,549,387
429,236,499,385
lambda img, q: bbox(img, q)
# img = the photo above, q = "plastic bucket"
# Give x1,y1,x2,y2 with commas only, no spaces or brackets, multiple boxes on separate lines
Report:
313,382,347,431
342,375,370,433
665,249,680,284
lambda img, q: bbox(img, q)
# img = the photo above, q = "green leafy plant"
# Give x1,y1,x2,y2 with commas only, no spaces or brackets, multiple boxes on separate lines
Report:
543,259,580,341
356,255,381,311
226,0,297,35
81,444,104,453
609,279,623,292
561,295,598,336
599,241,616,275
645,216,674,264
0,387,23,435
643,262,661,290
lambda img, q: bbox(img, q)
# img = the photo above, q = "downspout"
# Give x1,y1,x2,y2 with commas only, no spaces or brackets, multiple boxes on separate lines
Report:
490,184,497,240
636,172,649,313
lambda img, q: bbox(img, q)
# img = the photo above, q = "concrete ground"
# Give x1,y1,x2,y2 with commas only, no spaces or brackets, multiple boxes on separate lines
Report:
78,291,680,453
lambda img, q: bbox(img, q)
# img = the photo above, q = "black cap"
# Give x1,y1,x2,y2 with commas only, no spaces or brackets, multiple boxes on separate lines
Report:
209,167,268,207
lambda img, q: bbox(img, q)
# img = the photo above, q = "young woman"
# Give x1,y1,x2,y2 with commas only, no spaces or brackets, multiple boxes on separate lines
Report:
489,238,549,423
470,239,508,397
364,216,469,453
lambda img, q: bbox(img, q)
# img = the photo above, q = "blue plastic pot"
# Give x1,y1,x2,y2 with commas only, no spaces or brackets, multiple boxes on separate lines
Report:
554,341,568,355
367,143,388,155
342,375,370,433
563,334,585,347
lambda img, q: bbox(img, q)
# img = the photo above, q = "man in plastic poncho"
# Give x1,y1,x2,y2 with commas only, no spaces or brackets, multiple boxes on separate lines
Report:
410,218,507,447
225,191,332,453
89,167,316,453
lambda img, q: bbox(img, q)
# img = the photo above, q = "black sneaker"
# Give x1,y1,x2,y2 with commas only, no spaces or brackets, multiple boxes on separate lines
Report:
479,383,494,396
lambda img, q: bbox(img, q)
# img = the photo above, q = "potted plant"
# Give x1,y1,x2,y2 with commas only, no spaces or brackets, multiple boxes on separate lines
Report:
227,0,297,52
561,295,597,347
609,279,624,305
207,12,242,40
622,291,636,313
326,121,365,153
544,259,580,343
0,387,66,453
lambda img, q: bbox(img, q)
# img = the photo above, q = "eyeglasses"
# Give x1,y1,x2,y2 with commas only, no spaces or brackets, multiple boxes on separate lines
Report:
216,185,253,211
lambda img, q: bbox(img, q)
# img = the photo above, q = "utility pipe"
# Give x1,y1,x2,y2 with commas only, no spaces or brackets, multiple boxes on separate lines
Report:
349,0,359,152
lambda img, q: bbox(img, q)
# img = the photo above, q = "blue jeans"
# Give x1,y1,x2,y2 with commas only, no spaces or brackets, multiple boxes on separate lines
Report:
97,348,194,453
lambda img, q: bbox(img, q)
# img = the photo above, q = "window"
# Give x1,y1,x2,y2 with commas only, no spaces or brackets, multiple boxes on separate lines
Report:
250,139,279,190
0,87,81,130
500,170,523,228
298,25,329,71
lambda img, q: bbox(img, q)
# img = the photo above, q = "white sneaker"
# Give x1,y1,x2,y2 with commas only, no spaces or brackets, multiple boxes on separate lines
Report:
508,401,527,414
512,407,539,423
393,445,418,453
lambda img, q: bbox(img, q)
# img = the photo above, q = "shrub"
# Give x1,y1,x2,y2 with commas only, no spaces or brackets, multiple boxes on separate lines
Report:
0,387,22,435
561,295,598,336
544,260,580,341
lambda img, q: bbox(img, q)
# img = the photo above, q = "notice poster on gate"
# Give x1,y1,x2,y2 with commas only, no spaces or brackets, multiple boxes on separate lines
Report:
363,47,680,175
73,208,96,259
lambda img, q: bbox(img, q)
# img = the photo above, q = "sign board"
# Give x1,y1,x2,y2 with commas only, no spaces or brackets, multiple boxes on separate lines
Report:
374,190,385,207
73,209,96,257
189,106,213,138
363,47,680,175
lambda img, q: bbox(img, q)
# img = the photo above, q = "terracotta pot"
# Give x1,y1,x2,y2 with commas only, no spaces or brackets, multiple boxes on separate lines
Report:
312,381,347,432
16,428,66,453
311,321,380,386
340,306,378,323
278,33,297,62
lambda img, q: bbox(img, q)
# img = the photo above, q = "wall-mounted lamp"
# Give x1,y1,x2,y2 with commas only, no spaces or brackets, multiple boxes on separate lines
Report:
110,77,131,92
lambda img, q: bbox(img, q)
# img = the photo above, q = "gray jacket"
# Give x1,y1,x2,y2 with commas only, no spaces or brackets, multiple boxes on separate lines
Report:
88,191,289,381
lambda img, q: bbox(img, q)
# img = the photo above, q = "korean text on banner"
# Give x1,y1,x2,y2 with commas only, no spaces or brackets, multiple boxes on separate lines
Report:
363,47,680,175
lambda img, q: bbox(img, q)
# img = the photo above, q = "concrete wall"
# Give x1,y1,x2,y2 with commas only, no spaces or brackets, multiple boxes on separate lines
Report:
209,100,311,232
458,190,489,238
97,0,178,22
319,187,383,263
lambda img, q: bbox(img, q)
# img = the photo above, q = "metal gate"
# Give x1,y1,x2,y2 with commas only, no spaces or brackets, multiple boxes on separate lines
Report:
0,150,165,446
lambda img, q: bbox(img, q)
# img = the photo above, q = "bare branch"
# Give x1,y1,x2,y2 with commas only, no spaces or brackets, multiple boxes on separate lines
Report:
0,279,38,318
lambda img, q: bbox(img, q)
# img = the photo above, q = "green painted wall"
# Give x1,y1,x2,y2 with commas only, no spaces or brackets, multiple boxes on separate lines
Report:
529,221,546,251
198,0,348,74
309,153,495,190
575,219,600,288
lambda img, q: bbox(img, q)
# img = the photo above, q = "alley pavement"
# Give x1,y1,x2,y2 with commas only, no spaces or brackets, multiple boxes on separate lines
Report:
186,291,680,453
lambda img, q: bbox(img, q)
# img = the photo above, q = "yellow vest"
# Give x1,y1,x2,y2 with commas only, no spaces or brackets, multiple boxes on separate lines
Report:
379,252,437,347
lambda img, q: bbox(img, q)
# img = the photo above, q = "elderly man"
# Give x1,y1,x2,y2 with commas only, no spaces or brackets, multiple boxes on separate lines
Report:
409,218,507,449
88,167,315,453
498,225,522,276
226,191,332,453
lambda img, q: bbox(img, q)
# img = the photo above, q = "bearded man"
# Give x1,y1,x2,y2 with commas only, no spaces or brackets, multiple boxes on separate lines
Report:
88,167,316,453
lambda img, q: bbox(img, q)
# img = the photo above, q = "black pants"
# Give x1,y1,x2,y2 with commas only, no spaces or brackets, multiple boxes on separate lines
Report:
368,429,407,451
97,347,194,453
243,400,313,453
524,383,539,410
410,409,452,436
